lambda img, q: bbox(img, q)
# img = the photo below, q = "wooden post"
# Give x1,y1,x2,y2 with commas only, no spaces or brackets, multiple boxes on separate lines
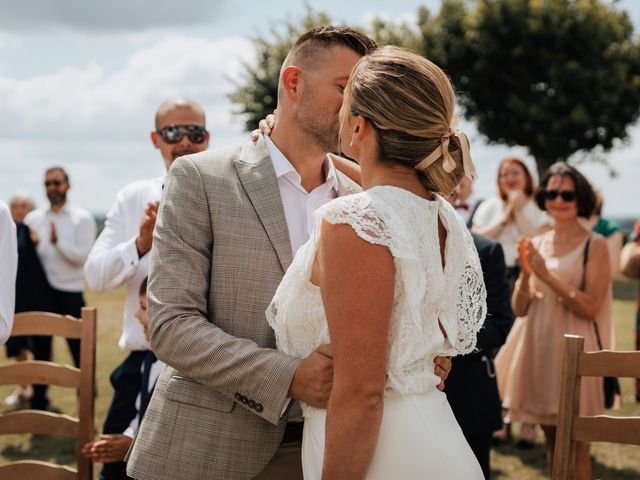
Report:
77,307,96,480
552,334,584,480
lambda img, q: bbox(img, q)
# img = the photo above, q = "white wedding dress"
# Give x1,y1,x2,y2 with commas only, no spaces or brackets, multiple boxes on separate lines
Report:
267,186,486,479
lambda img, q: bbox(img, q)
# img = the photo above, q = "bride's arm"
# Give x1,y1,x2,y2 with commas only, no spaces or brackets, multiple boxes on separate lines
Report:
318,220,393,480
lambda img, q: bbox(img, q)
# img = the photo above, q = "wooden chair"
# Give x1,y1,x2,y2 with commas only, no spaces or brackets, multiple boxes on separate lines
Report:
0,308,97,480
552,334,640,480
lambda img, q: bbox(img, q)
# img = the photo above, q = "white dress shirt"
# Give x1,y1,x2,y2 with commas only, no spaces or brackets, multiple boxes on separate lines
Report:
84,177,163,352
265,135,339,419
472,196,549,267
24,202,96,292
264,135,339,256
0,201,17,344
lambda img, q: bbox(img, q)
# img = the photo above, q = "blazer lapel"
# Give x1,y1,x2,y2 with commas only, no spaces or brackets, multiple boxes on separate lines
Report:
234,137,293,272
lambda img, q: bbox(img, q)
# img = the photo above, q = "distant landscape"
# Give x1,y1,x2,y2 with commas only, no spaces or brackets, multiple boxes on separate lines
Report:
91,214,640,238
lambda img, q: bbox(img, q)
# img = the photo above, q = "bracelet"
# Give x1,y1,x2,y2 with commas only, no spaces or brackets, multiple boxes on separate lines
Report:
557,290,576,304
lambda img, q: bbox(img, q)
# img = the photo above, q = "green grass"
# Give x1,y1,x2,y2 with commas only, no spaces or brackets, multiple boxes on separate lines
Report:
1,289,639,478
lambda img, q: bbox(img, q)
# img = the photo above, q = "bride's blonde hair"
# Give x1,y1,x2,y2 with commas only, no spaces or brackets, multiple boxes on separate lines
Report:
341,46,474,196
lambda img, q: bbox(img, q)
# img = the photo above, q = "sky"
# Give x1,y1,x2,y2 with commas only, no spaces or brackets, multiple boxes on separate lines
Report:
1,0,639,218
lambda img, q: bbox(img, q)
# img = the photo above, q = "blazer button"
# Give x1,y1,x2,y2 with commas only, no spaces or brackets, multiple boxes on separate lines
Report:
255,403,263,413
242,397,248,404
235,393,242,401
248,400,256,409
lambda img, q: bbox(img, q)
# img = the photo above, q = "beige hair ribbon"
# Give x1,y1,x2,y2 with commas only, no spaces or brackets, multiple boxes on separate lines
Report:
414,129,477,180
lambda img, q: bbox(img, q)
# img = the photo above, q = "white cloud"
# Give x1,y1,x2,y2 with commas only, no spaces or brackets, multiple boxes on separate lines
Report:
0,34,253,139
0,33,254,212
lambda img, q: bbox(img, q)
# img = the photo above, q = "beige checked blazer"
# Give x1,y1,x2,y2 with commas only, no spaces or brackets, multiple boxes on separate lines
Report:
126,137,359,480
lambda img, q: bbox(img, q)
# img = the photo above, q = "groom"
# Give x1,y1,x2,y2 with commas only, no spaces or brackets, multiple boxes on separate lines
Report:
127,27,449,480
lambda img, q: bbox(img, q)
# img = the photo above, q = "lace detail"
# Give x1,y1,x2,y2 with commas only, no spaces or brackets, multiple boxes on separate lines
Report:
266,186,486,417
317,193,393,248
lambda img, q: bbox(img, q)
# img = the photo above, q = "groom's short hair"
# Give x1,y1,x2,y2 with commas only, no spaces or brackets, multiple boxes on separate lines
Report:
282,26,377,73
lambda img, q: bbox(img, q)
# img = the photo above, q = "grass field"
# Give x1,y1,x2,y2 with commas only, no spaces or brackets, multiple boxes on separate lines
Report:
1,288,639,479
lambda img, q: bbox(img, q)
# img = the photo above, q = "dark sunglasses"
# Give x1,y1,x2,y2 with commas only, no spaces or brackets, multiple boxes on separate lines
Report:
44,179,66,187
544,189,576,202
156,124,208,144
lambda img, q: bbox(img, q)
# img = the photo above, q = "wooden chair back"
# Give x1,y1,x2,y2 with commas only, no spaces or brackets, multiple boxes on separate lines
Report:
552,334,640,480
0,308,97,480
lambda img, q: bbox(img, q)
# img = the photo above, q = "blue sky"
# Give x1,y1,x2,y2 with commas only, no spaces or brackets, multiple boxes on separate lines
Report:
1,0,639,217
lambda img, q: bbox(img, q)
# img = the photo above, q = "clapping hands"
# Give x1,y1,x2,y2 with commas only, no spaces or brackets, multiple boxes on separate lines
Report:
517,237,549,280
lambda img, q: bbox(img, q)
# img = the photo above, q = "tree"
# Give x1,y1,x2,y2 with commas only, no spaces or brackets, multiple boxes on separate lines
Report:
228,7,332,132
421,0,640,172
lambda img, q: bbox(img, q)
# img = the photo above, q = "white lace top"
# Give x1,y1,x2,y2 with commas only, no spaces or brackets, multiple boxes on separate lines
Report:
267,186,487,416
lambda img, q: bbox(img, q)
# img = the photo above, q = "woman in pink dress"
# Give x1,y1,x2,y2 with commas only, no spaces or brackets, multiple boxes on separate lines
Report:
496,162,612,479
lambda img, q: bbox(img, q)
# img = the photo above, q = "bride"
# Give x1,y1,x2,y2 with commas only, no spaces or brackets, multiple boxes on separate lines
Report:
267,46,486,479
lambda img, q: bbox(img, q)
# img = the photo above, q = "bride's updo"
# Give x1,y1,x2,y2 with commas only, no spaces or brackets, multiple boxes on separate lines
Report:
342,46,475,196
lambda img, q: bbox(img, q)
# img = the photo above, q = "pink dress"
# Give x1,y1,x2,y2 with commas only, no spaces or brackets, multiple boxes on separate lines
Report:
496,233,612,425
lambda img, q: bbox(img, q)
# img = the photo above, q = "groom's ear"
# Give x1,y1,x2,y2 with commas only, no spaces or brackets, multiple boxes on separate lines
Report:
281,66,302,102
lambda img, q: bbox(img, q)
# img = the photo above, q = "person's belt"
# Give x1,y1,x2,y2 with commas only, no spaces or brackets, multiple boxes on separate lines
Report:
281,421,303,444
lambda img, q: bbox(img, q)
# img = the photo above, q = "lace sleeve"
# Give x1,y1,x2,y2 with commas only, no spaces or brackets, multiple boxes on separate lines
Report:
313,193,393,249
453,225,487,355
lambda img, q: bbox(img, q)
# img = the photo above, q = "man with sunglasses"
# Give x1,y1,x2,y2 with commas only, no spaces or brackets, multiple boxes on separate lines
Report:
24,167,97,409
84,98,209,480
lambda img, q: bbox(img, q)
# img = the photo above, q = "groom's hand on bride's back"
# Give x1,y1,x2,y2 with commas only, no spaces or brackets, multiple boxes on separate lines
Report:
288,344,333,408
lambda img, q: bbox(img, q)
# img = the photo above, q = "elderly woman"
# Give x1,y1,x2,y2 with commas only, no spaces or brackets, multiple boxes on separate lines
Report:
496,163,612,479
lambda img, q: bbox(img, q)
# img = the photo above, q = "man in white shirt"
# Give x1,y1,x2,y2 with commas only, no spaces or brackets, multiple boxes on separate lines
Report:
0,200,17,345
84,98,209,480
24,167,96,409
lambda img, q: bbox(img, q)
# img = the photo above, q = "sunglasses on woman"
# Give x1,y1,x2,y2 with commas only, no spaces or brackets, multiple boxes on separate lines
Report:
544,189,576,202
156,125,208,144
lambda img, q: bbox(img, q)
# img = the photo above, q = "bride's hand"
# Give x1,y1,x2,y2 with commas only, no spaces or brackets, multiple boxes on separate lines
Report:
250,111,276,141
434,356,451,390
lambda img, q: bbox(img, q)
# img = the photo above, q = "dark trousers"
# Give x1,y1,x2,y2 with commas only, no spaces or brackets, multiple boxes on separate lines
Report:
100,351,148,480
464,431,492,479
31,288,83,410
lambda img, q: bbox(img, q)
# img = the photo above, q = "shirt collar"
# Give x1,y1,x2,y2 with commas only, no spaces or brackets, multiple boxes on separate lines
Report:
264,134,339,193
48,202,70,215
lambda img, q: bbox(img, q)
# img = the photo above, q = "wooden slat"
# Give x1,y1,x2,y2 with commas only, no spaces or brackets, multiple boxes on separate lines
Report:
574,416,640,445
578,350,640,378
0,460,77,480
0,361,80,388
551,335,583,480
0,410,78,437
11,311,82,338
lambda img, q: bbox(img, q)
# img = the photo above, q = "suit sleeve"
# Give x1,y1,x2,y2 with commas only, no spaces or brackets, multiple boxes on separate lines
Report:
476,241,514,351
148,157,300,426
